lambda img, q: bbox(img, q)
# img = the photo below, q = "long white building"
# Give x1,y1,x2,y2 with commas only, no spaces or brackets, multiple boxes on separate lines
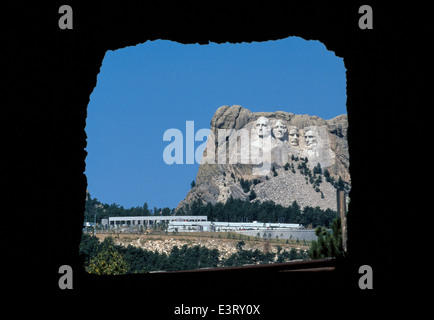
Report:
167,221,302,232
101,216,302,232
101,216,208,229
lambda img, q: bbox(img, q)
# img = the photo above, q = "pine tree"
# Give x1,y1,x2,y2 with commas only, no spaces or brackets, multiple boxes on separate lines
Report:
85,237,129,275
308,218,344,260
313,163,322,175
249,189,257,201
272,166,278,176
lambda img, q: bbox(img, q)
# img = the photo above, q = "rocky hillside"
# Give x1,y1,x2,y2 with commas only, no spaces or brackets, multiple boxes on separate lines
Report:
177,105,350,212
96,234,309,260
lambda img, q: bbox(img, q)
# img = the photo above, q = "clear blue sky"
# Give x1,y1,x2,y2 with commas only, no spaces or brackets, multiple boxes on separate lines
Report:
85,37,346,210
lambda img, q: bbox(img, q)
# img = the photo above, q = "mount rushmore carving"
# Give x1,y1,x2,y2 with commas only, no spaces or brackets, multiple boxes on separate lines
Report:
177,105,350,211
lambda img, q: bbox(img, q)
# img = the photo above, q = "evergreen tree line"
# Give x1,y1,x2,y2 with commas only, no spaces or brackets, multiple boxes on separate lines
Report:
79,234,219,273
84,192,173,224
79,234,308,274
178,197,337,228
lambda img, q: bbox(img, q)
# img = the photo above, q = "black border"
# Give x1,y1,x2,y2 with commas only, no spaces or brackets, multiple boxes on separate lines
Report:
7,1,427,311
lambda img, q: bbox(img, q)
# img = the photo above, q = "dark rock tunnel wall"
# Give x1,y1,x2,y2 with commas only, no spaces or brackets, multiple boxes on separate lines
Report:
7,2,427,303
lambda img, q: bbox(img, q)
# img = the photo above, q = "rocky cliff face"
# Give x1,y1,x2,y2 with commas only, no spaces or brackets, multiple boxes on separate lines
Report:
177,105,350,211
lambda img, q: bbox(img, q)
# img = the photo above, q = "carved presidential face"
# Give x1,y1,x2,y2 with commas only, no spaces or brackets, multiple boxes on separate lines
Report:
255,117,270,138
288,127,299,146
272,120,287,140
304,130,317,147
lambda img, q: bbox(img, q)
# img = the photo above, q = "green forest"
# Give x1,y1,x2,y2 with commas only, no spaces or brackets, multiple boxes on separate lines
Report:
82,190,344,274
85,192,337,229
79,216,344,274
79,234,309,274
178,197,337,228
